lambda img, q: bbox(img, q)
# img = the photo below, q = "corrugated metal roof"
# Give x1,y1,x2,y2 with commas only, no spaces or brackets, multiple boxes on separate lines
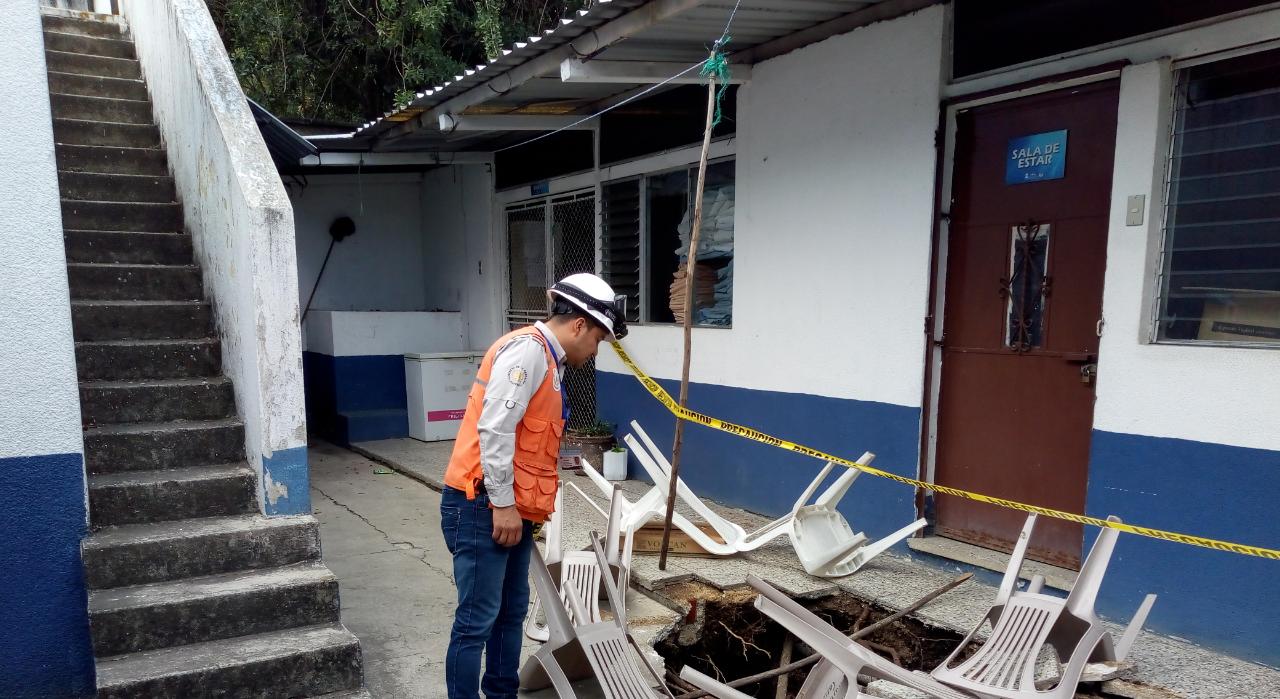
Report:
320,0,931,153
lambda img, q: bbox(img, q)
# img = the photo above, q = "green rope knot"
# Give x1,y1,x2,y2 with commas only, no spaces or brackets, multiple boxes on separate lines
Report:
701,44,732,128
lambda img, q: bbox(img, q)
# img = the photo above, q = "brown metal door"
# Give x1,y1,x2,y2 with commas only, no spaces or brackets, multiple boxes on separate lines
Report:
934,82,1119,568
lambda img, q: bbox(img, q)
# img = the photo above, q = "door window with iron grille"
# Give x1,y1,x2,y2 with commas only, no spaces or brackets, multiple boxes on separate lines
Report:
1157,48,1280,346
504,191,599,429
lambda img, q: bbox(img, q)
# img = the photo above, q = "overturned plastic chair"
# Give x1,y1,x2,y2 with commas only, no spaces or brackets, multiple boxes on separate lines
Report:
627,420,927,576
525,485,630,642
930,514,1158,699
518,529,673,698
684,574,973,699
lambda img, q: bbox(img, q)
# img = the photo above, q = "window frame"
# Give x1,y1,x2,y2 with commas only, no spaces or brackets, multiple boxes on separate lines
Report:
1151,48,1280,350
602,155,737,329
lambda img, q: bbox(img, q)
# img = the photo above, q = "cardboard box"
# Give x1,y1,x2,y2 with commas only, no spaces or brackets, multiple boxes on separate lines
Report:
630,522,727,558
1197,295,1280,342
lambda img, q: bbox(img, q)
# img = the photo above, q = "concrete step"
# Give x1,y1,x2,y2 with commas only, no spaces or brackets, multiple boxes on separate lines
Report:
95,623,363,699
50,93,151,124
59,171,175,203
65,230,192,266
43,29,135,59
45,49,140,80
84,418,245,475
89,561,339,657
54,118,159,149
67,263,201,302
89,463,256,528
56,143,166,176
71,300,212,342
76,337,218,381
48,71,147,101
62,200,182,232
41,13,126,39
82,514,322,589
79,376,236,426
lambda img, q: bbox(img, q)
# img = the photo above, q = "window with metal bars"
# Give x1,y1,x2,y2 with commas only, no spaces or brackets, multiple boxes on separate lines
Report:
1156,48,1280,346
601,159,735,326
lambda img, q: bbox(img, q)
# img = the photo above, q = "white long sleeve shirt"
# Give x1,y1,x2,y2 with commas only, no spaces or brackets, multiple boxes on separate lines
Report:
477,322,566,508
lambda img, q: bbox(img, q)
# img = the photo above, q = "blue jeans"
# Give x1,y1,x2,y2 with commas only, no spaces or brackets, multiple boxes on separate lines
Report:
441,486,535,699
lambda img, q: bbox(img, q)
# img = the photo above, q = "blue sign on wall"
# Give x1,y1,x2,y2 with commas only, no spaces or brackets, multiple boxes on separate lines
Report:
1006,129,1068,185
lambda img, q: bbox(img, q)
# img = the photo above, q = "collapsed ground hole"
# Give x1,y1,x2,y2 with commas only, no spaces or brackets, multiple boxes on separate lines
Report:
654,580,969,698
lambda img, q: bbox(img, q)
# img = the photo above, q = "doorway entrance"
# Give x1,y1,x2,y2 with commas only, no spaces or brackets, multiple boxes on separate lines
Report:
933,82,1120,568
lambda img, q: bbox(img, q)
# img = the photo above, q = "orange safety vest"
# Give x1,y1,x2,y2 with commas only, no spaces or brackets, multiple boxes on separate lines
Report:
444,326,564,523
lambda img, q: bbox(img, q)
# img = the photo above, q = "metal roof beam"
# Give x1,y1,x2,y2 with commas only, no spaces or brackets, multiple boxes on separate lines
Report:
560,58,750,84
437,114,598,131
382,0,711,142
300,151,493,167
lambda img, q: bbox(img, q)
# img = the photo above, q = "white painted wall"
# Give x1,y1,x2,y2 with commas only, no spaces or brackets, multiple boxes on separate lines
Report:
1094,60,1280,452
424,165,502,350
292,173,429,313
305,311,464,357
595,6,947,410
123,0,308,486
292,166,499,351
0,1,84,461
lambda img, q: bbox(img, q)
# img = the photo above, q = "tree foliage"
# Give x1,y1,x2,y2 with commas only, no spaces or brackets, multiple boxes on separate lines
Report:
208,0,586,124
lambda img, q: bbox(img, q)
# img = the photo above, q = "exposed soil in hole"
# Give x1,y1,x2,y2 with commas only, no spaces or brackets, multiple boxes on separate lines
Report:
655,581,969,698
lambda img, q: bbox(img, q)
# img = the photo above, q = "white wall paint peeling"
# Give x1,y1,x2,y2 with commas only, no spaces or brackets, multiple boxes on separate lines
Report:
0,3,84,460
595,6,947,409
122,1,308,485
1094,61,1280,452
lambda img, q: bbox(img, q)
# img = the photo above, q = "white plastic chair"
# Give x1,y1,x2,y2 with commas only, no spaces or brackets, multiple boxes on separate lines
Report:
741,574,975,699
525,486,630,642
930,514,1158,699
519,530,673,698
681,658,851,699
627,420,927,576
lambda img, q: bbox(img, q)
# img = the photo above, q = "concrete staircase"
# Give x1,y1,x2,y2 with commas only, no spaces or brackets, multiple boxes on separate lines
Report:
43,11,368,698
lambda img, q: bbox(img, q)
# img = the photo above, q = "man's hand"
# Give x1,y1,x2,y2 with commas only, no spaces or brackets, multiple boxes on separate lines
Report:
492,505,523,547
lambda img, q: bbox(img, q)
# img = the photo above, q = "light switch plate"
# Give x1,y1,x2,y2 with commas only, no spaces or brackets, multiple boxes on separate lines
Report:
1126,194,1146,226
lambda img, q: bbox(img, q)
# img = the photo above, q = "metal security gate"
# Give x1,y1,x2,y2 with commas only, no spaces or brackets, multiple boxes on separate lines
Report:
505,191,598,430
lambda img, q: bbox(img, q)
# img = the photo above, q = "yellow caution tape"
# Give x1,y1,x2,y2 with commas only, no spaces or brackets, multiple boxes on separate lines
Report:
610,342,1280,561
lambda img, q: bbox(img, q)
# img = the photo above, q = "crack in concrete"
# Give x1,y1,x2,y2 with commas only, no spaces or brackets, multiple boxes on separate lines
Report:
313,485,453,580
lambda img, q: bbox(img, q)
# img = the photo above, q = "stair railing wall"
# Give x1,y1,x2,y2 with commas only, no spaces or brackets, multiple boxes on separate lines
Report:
120,0,310,516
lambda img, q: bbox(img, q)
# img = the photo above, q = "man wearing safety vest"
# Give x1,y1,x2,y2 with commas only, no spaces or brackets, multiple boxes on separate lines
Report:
440,272,628,699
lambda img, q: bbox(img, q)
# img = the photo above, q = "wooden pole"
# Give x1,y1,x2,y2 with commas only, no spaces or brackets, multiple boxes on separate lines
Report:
658,74,718,570
671,573,974,699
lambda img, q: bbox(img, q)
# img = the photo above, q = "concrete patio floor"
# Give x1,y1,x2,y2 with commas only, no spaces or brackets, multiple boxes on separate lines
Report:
310,437,1280,699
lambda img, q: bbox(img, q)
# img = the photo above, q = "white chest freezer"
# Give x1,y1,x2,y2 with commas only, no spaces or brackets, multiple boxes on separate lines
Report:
405,351,485,442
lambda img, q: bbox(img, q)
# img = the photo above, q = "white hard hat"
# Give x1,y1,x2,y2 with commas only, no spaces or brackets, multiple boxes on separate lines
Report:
547,273,629,340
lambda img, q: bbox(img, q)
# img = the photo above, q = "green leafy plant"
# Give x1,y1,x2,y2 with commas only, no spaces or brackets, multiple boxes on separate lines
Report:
568,420,615,438
208,0,588,123
609,446,626,453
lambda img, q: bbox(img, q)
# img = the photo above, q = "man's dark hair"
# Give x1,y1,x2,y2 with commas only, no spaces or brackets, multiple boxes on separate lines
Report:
546,299,604,331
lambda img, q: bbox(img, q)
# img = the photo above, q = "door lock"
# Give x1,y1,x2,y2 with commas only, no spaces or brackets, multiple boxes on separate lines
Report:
1080,363,1098,384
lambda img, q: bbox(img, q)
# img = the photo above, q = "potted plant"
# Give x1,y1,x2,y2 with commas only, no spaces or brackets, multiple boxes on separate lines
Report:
603,445,628,481
563,420,615,471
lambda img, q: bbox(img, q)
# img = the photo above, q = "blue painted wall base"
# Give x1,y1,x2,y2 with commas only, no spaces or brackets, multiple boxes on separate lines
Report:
262,446,311,516
0,452,95,697
1087,430,1280,667
303,351,409,444
596,371,922,543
